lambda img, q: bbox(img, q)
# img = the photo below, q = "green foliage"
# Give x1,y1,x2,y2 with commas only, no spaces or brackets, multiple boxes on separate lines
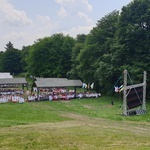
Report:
26,37,52,77
0,51,4,71
76,34,86,43
69,43,84,79
113,0,150,95
1,45,23,75
26,34,75,78
69,34,87,79
76,11,120,92
20,46,31,73
116,0,150,69
4,41,13,51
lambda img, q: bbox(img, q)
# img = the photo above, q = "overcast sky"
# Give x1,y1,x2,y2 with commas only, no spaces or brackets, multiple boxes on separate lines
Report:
0,0,132,51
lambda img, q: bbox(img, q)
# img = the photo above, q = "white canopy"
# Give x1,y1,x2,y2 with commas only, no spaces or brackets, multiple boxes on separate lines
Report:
0,73,13,79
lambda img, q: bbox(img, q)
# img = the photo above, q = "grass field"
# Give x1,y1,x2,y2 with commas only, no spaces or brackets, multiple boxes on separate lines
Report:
0,96,150,150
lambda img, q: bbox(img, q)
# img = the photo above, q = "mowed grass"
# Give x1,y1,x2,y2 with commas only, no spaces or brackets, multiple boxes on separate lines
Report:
0,96,150,150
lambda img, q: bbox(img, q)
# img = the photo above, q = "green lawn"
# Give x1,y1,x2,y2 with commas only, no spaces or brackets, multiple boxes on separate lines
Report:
0,96,150,150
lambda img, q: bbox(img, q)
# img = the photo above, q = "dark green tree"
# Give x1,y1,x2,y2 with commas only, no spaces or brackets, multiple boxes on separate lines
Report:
20,46,31,74
69,43,84,79
113,0,150,86
60,35,75,77
1,44,22,75
69,34,86,79
26,33,75,78
77,10,120,92
0,52,4,71
5,41,13,51
26,37,53,77
76,34,86,43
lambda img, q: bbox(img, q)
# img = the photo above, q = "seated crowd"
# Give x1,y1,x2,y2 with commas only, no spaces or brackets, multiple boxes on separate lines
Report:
0,89,24,95
0,95,25,103
0,88,101,103
27,87,101,102
0,89,25,103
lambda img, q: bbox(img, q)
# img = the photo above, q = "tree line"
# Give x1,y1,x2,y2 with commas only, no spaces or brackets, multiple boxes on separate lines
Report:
0,0,150,97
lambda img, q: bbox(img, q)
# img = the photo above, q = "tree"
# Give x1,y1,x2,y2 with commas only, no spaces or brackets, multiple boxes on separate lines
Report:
26,33,75,78
0,52,4,71
77,10,120,92
5,41,14,51
113,0,150,87
20,46,31,73
69,34,86,79
26,37,53,77
69,43,84,79
60,35,75,77
76,34,86,43
1,46,23,75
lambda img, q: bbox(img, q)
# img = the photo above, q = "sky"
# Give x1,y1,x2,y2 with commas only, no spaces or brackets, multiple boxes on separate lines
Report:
0,0,132,51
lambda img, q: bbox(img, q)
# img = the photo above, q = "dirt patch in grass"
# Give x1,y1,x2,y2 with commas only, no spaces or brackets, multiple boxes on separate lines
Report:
83,104,94,109
61,113,150,135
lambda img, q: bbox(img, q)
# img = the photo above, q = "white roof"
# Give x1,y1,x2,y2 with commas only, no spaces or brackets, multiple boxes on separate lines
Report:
0,73,13,79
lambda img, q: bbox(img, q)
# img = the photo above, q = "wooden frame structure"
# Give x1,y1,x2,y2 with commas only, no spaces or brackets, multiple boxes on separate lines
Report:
123,70,147,116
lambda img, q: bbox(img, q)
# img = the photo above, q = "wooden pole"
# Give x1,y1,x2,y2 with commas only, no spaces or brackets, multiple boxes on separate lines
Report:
142,71,146,110
123,70,127,116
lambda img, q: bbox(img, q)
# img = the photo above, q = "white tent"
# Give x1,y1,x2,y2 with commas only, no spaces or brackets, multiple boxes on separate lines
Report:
0,73,13,79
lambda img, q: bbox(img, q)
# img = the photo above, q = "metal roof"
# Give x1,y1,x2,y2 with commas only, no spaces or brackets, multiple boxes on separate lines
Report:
35,78,82,88
0,73,13,79
0,78,27,85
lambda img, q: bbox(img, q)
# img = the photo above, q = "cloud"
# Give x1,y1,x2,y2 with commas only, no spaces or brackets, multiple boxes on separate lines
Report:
62,25,94,37
57,6,67,18
26,15,60,41
55,0,94,29
0,0,94,51
55,0,92,12
81,0,93,11
36,15,59,32
0,14,60,50
1,31,27,50
36,15,51,24
55,0,75,5
78,11,94,24
3,31,26,41
0,0,32,26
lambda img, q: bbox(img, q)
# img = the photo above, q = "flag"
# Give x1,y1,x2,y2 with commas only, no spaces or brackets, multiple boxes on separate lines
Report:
119,85,124,92
90,83,94,89
114,86,119,92
114,85,124,92
82,83,87,88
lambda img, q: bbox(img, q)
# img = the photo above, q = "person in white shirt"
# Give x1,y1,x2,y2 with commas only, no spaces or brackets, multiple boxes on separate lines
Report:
49,94,53,101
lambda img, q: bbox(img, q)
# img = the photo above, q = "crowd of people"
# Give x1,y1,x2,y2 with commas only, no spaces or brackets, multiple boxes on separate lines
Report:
0,89,25,103
0,89,24,95
0,87,101,103
0,95,25,103
27,87,101,102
